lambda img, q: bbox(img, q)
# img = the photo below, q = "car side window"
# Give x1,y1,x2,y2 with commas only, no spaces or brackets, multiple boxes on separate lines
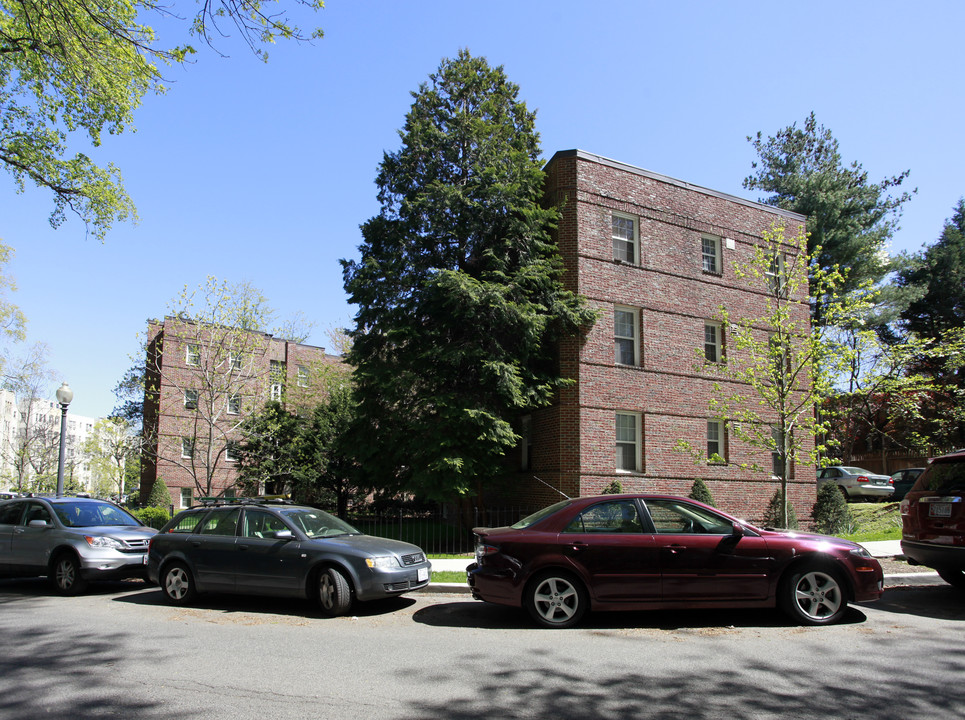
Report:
563,500,643,534
23,502,52,525
197,509,241,536
0,502,23,525
242,510,289,539
643,499,733,535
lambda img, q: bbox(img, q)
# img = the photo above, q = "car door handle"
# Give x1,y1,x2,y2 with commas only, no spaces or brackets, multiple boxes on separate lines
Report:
238,545,249,551
570,542,589,552
190,541,201,548
664,544,687,555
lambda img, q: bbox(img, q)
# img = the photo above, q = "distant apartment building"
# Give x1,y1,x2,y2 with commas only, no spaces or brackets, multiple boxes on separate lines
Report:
0,388,97,493
140,317,339,509
511,150,813,523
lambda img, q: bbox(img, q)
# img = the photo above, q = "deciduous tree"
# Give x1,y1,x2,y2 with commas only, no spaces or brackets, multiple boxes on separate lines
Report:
341,51,596,501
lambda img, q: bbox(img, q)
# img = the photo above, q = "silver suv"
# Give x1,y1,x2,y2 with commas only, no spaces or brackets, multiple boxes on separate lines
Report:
0,496,157,594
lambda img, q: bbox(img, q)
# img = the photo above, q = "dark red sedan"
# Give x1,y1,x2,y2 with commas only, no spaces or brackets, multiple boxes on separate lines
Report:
467,494,883,628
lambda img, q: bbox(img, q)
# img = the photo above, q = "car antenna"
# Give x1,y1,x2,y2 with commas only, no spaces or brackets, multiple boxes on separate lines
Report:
533,475,571,500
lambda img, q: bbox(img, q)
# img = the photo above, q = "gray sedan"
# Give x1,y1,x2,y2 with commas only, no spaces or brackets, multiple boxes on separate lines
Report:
148,500,431,616
0,496,156,594
817,466,894,501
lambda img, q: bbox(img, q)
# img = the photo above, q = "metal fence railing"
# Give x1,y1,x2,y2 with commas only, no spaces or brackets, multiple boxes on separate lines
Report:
348,505,540,555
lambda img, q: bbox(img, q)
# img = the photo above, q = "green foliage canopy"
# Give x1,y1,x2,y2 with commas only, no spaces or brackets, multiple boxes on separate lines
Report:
342,51,596,501
0,0,323,239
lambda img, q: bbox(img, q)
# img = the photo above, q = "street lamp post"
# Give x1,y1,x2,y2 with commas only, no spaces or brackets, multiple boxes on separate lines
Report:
55,382,73,497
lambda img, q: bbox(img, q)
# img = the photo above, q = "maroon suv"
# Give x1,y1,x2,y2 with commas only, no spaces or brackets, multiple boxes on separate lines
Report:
900,449,965,588
467,494,883,628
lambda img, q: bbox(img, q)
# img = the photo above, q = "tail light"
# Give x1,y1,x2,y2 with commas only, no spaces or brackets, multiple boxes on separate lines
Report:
856,476,869,483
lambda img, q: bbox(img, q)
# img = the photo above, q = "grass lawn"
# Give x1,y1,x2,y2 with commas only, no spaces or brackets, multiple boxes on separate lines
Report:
430,570,468,583
838,501,903,542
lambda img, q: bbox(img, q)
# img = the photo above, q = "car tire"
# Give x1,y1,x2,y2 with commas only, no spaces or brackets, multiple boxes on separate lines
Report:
838,485,850,502
161,562,197,605
318,567,352,617
50,553,89,596
780,564,847,625
524,570,588,629
937,568,965,589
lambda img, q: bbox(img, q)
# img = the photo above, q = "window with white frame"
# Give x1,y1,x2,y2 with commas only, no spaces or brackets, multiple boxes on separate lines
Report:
612,213,637,264
707,420,725,463
297,365,309,388
185,344,200,366
184,389,198,410
229,351,242,371
227,394,241,415
225,442,237,462
181,437,194,459
270,360,286,401
704,321,722,363
766,252,785,294
616,412,641,472
180,487,193,509
701,234,721,274
614,307,639,366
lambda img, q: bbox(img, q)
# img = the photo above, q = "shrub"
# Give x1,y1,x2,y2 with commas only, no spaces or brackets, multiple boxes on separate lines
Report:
812,482,853,535
147,477,172,508
601,479,623,495
688,478,715,506
131,506,170,529
763,489,798,529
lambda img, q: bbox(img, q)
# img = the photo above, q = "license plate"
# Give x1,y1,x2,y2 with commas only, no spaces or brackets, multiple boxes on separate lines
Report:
929,503,952,518
417,567,429,582
142,554,149,565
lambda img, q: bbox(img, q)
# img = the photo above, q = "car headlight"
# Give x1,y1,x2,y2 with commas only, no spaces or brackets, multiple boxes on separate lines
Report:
849,546,873,560
85,536,124,550
365,556,398,570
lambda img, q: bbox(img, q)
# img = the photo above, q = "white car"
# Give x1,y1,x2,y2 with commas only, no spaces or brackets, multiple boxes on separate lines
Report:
817,466,894,501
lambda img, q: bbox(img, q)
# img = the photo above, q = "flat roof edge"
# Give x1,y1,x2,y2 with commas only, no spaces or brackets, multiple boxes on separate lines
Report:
545,149,806,222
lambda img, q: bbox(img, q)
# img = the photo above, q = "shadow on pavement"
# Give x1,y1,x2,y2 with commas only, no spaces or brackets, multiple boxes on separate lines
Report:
863,584,965,621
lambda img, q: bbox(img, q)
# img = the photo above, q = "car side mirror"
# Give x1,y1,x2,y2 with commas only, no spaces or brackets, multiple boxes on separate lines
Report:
731,522,744,538
273,530,294,541
28,519,49,529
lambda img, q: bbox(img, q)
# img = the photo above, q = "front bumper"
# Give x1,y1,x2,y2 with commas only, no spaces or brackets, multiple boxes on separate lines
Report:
78,550,149,580
354,561,432,601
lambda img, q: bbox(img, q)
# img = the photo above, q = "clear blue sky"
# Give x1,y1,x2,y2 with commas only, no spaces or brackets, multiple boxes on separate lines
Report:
3,0,963,418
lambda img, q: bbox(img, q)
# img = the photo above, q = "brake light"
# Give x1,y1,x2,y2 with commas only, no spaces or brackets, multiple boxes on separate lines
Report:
900,499,910,516
856,476,869,483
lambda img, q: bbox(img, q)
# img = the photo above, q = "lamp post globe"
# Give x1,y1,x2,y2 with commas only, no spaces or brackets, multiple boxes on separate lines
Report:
55,383,73,497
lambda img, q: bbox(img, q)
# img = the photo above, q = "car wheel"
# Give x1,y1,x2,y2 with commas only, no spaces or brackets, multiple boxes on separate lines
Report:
937,568,965,589
780,565,847,625
51,553,89,596
161,562,196,605
318,567,352,617
524,570,588,629
838,485,850,502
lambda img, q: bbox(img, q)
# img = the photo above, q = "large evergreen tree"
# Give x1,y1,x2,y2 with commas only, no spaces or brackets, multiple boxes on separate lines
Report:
744,112,914,323
341,51,595,501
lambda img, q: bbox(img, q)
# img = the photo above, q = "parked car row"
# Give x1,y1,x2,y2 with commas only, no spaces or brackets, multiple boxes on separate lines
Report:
816,465,926,502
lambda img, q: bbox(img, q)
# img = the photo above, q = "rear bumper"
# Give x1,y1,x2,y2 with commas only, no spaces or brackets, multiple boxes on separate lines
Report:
901,540,965,572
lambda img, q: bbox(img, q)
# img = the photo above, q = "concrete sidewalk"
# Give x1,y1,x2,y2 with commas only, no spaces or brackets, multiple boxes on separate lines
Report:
421,539,925,594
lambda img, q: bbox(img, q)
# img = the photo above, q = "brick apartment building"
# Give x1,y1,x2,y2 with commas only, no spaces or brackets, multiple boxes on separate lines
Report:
512,150,813,523
140,317,339,509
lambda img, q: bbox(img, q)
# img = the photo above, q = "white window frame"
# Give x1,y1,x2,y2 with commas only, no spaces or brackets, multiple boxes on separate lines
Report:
180,487,192,509
707,420,725,463
184,389,198,410
704,321,722,363
296,365,309,388
614,306,639,366
185,344,200,367
227,394,241,415
229,351,242,371
270,383,284,402
701,234,721,274
612,213,638,264
766,252,785,294
181,437,194,459
225,442,237,463
615,412,642,473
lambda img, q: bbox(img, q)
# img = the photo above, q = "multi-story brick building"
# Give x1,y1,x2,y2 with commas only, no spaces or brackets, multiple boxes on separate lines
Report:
513,150,813,523
140,317,339,509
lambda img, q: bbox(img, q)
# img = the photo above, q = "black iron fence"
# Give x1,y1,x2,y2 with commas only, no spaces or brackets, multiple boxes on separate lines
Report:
348,504,540,555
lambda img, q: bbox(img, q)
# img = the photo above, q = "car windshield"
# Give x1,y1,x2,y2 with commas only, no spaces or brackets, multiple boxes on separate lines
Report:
279,508,360,538
920,462,965,494
53,502,141,527
511,500,573,529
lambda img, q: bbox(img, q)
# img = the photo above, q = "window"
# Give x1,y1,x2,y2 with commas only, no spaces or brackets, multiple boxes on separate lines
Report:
227,394,241,415
772,426,786,477
766,252,785,294
297,365,309,388
184,389,198,410
707,420,725,463
644,498,734,535
563,500,643,534
198,508,240,536
614,307,639,366
612,214,637,264
242,510,289,539
225,442,237,462
229,351,242,371
704,322,722,363
181,437,194,459
616,412,641,472
185,344,200,366
180,487,193,509
270,360,286,401
701,234,721,274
